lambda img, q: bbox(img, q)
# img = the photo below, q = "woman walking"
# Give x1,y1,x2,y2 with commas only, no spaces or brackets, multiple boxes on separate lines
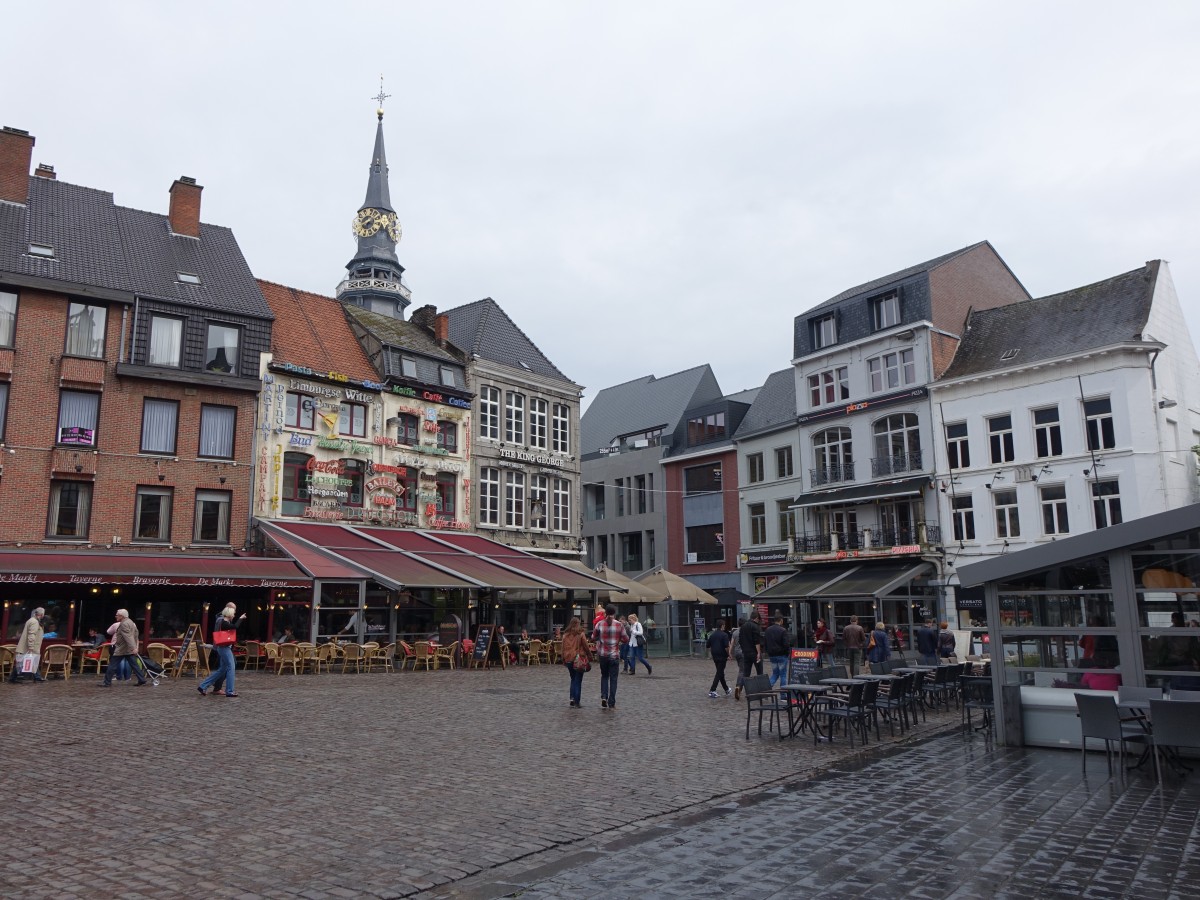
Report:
626,613,652,675
561,617,591,708
198,604,246,698
867,619,891,667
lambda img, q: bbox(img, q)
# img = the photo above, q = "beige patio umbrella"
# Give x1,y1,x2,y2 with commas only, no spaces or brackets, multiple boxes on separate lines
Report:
592,564,668,604
634,566,719,604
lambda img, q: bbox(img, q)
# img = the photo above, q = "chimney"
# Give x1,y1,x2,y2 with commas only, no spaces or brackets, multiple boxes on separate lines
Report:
168,176,203,238
0,126,35,204
410,304,438,331
435,313,449,345
34,163,56,180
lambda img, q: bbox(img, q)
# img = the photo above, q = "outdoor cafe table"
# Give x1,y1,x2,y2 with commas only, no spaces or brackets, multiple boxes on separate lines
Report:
1116,697,1195,774
857,673,900,682
778,683,832,740
820,677,867,694
894,666,937,674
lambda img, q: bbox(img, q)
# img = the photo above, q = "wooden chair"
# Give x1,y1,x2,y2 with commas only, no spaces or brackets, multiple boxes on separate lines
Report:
340,642,366,674
80,644,111,676
365,642,394,674
0,645,15,679
397,641,415,671
298,644,321,674
413,641,435,671
262,642,279,671
275,643,302,675
537,640,553,665
41,644,73,680
434,641,459,670
243,640,263,671
146,643,176,670
548,640,562,665
521,640,542,666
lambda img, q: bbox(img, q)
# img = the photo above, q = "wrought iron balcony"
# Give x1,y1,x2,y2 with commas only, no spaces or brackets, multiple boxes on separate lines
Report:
793,522,940,556
870,450,924,477
809,462,855,487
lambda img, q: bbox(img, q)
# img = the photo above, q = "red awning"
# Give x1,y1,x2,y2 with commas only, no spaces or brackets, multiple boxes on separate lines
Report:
261,527,372,581
0,550,311,588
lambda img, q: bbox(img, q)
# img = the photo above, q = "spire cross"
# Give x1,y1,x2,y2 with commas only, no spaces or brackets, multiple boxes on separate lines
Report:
372,76,391,118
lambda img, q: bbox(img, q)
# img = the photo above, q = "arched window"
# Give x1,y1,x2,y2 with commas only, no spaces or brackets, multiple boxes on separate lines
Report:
872,413,921,476
811,427,854,485
282,452,312,516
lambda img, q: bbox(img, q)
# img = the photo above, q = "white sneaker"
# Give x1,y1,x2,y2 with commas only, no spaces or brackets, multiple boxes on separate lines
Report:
724,688,732,696
708,690,718,698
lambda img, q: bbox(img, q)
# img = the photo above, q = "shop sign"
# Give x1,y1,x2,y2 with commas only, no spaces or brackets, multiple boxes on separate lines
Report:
796,386,927,426
798,545,923,562
59,426,95,446
368,462,406,477
0,572,309,588
739,548,789,567
365,476,398,493
753,574,781,593
429,517,471,531
316,437,370,454
498,448,564,467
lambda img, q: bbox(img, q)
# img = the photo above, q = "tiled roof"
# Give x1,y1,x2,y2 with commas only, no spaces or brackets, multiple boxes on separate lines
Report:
811,241,988,311
733,369,797,439
343,305,461,364
442,297,572,384
257,280,378,381
939,262,1158,380
580,364,723,452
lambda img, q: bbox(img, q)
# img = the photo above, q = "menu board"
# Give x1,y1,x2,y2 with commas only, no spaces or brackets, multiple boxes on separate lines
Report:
172,624,200,678
472,624,494,664
788,648,820,684
439,615,462,649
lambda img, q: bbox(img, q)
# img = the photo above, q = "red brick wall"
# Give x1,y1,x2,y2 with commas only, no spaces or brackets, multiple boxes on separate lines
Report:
168,178,203,237
0,127,34,204
929,243,1030,337
930,332,961,380
663,447,740,576
0,287,255,548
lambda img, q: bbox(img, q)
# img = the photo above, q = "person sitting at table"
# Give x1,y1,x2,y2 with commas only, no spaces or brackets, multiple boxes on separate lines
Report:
274,627,297,644
516,628,531,662
496,626,514,665
84,627,106,648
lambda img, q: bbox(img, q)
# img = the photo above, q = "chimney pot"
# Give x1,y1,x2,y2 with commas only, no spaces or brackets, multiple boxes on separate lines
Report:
436,313,449,344
168,176,204,238
34,163,56,180
0,126,36,205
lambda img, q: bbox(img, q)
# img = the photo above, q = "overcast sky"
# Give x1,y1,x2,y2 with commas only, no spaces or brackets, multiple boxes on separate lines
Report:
6,2,1199,406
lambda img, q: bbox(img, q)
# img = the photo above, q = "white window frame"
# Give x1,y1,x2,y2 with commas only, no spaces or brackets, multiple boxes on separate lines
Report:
812,314,837,349
552,478,571,532
1085,397,1116,451
198,404,236,459
140,398,179,455
65,301,107,359
1092,479,1123,529
748,502,766,545
951,494,975,542
505,391,525,444
134,486,173,542
479,467,500,526
204,322,239,375
988,414,1015,464
946,422,970,469
479,386,500,441
338,402,367,437
867,349,915,393
552,403,570,453
993,488,1020,539
775,446,794,479
148,314,183,367
0,290,15,347
747,452,764,484
193,489,232,544
286,392,316,430
504,470,526,527
47,480,92,539
1033,406,1062,458
871,292,900,330
528,398,548,449
808,366,849,408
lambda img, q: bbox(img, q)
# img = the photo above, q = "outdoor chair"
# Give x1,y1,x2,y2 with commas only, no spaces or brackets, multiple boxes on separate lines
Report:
413,641,435,671
340,642,366,674
241,640,262,671
943,664,966,708
828,665,848,680
922,664,952,709
816,681,870,747
80,643,110,676
961,676,994,734
1168,689,1200,702
874,674,909,736
397,641,415,671
434,641,459,670
743,674,789,740
901,673,926,724
1074,692,1150,775
1149,699,1200,782
275,643,302,675
364,642,394,673
0,645,15,679
537,639,553,665
41,644,72,680
870,661,885,675
521,639,543,666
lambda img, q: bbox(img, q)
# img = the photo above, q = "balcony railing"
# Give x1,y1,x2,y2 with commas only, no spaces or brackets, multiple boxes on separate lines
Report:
870,450,923,477
810,462,855,487
793,523,940,555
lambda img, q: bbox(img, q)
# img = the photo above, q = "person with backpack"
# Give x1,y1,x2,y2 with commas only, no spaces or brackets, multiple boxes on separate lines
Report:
705,618,732,698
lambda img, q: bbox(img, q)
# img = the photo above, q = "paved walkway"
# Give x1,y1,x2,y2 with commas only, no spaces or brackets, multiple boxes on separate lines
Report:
1,659,1194,898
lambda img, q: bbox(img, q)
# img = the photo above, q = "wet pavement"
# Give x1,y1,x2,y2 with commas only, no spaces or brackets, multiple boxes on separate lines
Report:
1,659,1196,898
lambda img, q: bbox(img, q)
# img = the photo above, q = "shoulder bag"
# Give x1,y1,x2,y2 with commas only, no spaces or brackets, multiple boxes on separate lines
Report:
212,629,238,647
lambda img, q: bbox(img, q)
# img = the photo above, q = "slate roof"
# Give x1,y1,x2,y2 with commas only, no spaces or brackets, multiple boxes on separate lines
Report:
342,306,466,389
580,364,723,453
0,175,272,319
939,262,1158,380
442,297,572,385
257,280,378,381
810,241,988,312
733,369,797,439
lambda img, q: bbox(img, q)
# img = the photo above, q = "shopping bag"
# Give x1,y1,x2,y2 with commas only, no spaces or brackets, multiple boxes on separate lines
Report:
20,652,40,674
212,629,237,646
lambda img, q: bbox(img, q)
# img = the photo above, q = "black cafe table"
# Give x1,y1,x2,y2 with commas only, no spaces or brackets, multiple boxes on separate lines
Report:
778,683,832,740
820,677,866,694
857,673,900,682
894,666,937,674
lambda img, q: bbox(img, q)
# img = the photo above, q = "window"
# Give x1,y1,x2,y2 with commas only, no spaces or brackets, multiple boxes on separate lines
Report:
397,413,419,447
988,414,1015,464
811,314,837,349
29,242,54,258
65,302,107,358
646,473,654,512
685,524,724,562
57,390,99,446
47,480,91,538
504,470,525,527
1040,484,1069,535
552,404,570,453
1092,480,1123,528
812,427,854,484
505,392,525,444
684,463,722,495
285,392,316,430
871,292,900,330
777,499,797,542
134,487,173,542
1085,397,1116,451
747,453,764,484
439,366,459,388
993,488,1020,539
204,323,239,375
635,474,648,514
281,452,312,516
620,532,644,572
872,413,921,475
479,386,500,440
867,350,916,392
436,420,458,453
398,469,418,512
1033,407,1062,458
148,315,183,367
140,398,178,454
951,495,975,541
615,478,626,517
529,398,548,449
475,465,499,528
193,490,231,543
686,412,726,444
808,366,850,408
946,422,970,469
0,383,7,442
338,403,367,437
529,474,548,528
400,356,417,379
436,473,457,516
553,478,571,531
177,271,201,285
342,459,365,507
775,446,794,478
0,290,17,346
198,405,236,458
749,503,766,545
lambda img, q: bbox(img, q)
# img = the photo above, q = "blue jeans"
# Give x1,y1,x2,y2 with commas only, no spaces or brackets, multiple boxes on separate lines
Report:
619,643,630,671
769,655,788,687
200,644,236,695
599,656,620,706
920,653,937,666
628,644,651,673
565,662,584,705
104,654,145,685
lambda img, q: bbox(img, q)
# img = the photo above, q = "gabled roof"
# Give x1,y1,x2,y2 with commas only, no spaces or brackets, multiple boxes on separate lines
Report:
442,297,572,384
0,175,272,319
810,241,989,312
343,305,462,365
257,280,378,381
581,364,723,452
733,369,797,440
940,262,1159,380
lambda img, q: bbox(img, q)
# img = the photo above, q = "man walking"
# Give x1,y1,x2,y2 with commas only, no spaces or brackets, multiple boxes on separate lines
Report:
764,615,792,688
9,607,46,684
591,604,629,710
705,618,732,698
734,610,764,700
916,619,939,666
100,609,146,687
842,615,865,676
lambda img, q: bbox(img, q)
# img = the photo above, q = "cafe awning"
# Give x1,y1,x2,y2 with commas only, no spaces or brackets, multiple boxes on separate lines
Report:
752,565,858,600
591,564,665,603
0,548,312,588
790,475,928,510
813,562,933,598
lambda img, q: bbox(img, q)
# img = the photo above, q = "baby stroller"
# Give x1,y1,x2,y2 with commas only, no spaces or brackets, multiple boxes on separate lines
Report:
130,653,167,686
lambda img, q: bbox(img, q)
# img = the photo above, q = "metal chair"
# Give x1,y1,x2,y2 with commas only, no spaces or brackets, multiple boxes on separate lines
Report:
961,676,994,734
743,674,789,740
815,681,870,747
1149,699,1200,782
1075,692,1150,775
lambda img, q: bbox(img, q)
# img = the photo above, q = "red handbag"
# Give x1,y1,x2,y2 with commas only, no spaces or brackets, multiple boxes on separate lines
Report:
212,629,237,646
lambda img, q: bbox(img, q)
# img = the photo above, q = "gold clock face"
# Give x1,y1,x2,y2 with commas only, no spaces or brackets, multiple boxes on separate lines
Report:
384,214,402,242
352,208,381,237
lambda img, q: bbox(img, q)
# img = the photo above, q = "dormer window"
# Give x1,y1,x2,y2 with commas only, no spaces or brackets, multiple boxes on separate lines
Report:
177,272,201,285
400,356,417,379
439,366,459,388
29,243,54,258
871,292,900,330
811,314,837,349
